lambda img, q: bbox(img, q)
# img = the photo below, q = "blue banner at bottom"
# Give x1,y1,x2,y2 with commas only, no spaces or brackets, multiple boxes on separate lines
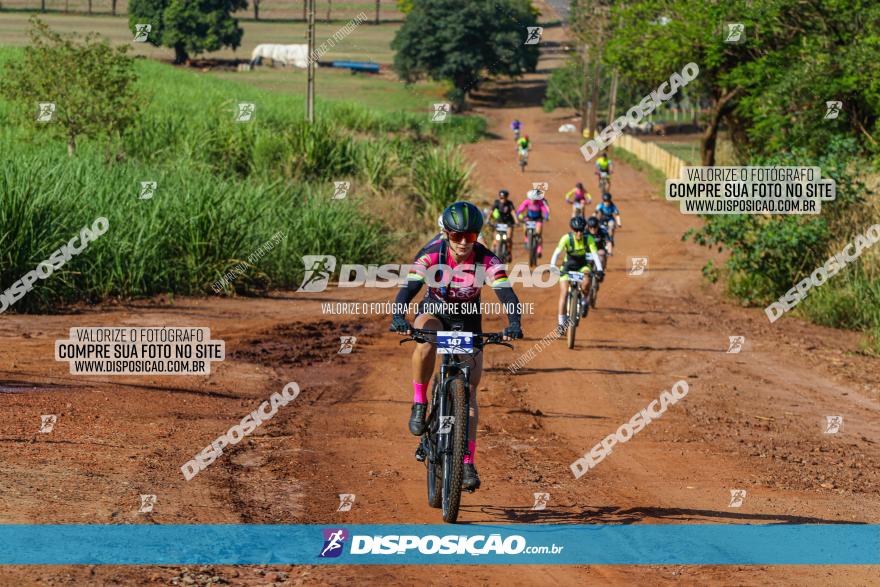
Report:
0,524,878,565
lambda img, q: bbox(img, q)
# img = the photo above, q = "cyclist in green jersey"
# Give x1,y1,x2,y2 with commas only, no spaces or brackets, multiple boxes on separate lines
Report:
550,216,604,334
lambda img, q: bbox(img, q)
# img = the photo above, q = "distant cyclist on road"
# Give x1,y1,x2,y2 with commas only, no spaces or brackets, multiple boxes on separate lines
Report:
550,216,604,335
595,192,622,236
511,119,522,140
390,201,523,491
491,190,517,226
517,134,530,154
565,182,592,217
515,188,550,257
595,150,613,191
586,216,613,264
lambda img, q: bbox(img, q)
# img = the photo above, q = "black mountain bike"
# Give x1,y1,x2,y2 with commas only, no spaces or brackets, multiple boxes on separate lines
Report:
524,220,541,268
588,267,600,309
598,172,610,194
565,271,590,349
401,327,512,523
492,223,512,263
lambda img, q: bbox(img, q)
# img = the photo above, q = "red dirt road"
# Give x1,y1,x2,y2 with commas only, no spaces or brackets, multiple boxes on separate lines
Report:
1,5,879,586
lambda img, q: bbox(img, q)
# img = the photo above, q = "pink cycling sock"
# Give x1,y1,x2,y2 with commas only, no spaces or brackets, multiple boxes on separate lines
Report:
412,381,427,404
463,440,476,464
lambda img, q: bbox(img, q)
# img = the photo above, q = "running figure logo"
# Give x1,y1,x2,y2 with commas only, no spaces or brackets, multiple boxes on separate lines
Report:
432,103,450,123
36,102,56,122
532,492,550,511
439,416,455,434
39,415,57,433
333,181,350,200
133,24,151,42
724,23,745,43
728,489,746,508
319,528,349,558
139,181,157,200
338,336,357,354
525,27,543,45
235,102,256,122
727,336,745,353
138,494,157,513
532,182,549,194
628,257,648,276
824,415,843,434
298,255,337,292
337,494,356,512
824,101,842,120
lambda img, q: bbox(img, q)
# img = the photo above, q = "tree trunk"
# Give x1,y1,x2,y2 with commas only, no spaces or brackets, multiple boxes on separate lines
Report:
67,133,76,157
64,0,68,13
254,0,259,19
112,0,116,15
588,56,601,137
88,0,92,14
607,69,619,123
174,43,189,65
303,0,307,21
700,88,740,166
579,45,590,135
375,0,380,24
41,0,45,11
326,0,331,22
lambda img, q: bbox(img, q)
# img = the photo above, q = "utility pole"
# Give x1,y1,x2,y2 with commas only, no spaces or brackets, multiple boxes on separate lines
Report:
589,57,601,136
306,0,316,123
607,69,619,123
580,45,590,136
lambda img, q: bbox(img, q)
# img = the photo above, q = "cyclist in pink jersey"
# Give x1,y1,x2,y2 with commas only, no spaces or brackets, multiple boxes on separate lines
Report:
515,189,550,256
391,201,523,491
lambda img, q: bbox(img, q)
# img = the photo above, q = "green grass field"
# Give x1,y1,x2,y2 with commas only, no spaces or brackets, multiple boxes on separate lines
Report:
0,39,482,310
0,0,404,21
654,141,700,165
0,12,451,113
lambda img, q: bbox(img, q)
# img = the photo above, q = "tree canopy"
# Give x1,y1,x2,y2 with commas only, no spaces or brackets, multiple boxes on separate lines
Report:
128,0,248,64
391,0,540,107
0,17,141,156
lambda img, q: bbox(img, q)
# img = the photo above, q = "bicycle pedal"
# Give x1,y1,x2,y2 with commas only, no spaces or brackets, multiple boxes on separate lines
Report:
415,445,426,462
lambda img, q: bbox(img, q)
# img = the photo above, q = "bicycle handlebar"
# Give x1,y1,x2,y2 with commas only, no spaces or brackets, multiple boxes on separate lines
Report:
398,328,513,349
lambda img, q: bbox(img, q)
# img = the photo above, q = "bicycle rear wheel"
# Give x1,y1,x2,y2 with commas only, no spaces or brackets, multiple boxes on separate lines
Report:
528,232,537,268
567,287,579,349
441,377,468,523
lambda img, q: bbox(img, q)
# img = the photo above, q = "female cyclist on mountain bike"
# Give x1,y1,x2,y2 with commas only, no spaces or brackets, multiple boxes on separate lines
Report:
515,189,550,257
586,216,613,265
565,182,592,218
390,201,523,491
550,216,604,335
595,192,622,237
491,189,518,260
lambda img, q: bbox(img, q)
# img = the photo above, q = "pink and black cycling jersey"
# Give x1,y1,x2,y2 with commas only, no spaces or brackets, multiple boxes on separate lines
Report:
516,199,550,221
407,241,509,302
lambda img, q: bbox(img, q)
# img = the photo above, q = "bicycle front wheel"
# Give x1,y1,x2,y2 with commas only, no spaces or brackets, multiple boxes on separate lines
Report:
441,377,468,523
567,287,580,349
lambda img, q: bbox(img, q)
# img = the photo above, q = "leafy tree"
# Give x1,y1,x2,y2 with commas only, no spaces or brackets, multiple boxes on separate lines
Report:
543,55,583,111
604,0,880,165
391,0,540,107
129,0,248,64
0,17,140,156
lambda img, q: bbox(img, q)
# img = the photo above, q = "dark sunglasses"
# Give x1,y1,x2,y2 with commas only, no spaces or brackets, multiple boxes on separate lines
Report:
446,231,479,243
